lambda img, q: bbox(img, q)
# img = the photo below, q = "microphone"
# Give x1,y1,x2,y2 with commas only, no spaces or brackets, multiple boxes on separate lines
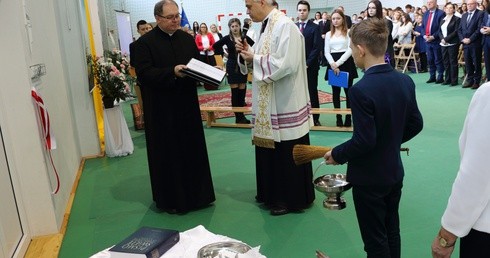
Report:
242,22,250,42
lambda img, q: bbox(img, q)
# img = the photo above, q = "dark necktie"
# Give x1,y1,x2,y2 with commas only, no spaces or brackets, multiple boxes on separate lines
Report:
467,12,473,27
260,18,269,34
300,22,305,33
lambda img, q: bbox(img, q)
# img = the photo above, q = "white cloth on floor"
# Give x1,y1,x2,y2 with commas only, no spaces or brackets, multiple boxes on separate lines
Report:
90,225,266,257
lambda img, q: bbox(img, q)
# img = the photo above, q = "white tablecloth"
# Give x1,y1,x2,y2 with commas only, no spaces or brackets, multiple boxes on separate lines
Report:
103,105,133,157
91,225,266,258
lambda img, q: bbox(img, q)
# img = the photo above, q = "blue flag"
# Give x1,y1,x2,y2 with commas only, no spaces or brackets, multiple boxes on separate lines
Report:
180,8,190,29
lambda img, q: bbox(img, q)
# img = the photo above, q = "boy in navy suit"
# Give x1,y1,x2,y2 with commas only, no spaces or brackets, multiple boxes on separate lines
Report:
324,18,423,258
296,0,322,125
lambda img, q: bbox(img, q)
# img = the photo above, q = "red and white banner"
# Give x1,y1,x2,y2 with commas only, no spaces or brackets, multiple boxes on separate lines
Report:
31,87,59,194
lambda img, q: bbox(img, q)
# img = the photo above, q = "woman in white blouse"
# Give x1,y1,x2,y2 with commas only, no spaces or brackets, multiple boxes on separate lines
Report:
391,10,402,41
438,2,460,86
396,13,413,44
324,10,358,127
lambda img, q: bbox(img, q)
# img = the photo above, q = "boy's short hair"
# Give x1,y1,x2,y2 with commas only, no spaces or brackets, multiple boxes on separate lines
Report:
136,20,148,30
349,18,388,57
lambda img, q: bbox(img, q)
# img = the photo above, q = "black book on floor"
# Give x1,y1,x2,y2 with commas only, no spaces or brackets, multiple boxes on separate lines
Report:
109,227,179,258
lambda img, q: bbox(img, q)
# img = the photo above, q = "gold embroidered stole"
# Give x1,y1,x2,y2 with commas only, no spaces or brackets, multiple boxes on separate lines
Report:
252,9,284,149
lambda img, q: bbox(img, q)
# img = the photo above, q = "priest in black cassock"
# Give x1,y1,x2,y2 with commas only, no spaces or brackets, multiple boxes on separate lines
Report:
133,0,215,214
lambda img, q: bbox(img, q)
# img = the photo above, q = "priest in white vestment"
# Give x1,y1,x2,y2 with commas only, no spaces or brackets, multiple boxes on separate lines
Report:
237,0,314,216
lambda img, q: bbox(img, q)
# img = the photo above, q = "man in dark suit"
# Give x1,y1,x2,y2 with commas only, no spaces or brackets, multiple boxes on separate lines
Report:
458,0,483,89
338,6,352,28
480,5,490,85
325,18,423,258
318,12,330,67
297,0,322,126
129,20,153,113
423,0,446,84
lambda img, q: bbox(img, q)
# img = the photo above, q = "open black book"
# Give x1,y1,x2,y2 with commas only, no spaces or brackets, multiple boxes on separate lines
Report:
182,58,226,86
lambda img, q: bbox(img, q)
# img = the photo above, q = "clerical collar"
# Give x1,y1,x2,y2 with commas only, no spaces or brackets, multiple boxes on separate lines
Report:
157,25,175,36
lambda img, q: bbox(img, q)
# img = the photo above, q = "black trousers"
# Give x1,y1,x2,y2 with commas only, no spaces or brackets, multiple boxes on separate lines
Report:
441,45,459,84
307,66,320,121
463,45,482,85
331,77,353,109
483,39,490,81
418,52,427,71
460,228,490,258
352,181,403,258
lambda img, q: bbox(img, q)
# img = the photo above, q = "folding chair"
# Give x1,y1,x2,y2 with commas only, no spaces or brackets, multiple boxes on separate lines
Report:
394,43,418,73
457,45,467,85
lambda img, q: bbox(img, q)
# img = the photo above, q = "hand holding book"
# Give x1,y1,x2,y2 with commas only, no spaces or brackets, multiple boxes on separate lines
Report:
181,58,226,86
174,64,187,78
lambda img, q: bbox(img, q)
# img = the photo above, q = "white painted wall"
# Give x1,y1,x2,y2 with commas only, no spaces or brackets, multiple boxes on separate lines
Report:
0,0,100,244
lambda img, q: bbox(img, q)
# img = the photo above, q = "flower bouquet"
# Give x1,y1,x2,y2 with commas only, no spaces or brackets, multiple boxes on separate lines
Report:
91,49,134,108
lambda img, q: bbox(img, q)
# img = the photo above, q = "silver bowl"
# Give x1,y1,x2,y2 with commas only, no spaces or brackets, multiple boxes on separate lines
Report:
313,173,351,210
197,241,252,258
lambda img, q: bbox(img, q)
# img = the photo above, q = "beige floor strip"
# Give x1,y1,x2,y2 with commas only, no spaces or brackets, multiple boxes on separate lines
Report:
24,155,101,258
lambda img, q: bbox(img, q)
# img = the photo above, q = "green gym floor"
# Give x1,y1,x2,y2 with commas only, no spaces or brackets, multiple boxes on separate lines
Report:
59,67,475,258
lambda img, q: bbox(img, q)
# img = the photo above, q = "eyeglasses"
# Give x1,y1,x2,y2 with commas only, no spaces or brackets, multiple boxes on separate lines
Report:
157,13,180,20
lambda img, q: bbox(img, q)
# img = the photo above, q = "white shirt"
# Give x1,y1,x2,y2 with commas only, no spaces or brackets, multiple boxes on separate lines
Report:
397,22,413,44
440,15,457,47
324,31,352,67
441,83,490,237
392,20,401,39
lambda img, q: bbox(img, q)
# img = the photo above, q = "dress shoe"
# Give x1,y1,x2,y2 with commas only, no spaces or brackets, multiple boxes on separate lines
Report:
419,69,428,73
462,82,473,88
450,82,458,86
435,79,444,84
163,208,179,214
314,120,322,126
426,78,436,83
270,205,289,216
472,84,480,89
442,81,450,85
236,117,251,124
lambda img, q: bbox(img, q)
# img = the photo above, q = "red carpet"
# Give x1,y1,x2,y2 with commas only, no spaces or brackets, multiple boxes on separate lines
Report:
199,89,337,120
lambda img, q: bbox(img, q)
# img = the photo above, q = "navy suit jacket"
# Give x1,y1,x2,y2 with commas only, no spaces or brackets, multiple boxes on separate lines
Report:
422,8,445,44
319,19,330,35
480,12,490,45
297,20,322,68
332,64,423,186
438,16,461,45
458,9,483,47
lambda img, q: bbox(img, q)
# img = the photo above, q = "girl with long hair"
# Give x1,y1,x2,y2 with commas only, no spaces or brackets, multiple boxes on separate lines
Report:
324,10,358,127
366,0,395,67
213,18,255,123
